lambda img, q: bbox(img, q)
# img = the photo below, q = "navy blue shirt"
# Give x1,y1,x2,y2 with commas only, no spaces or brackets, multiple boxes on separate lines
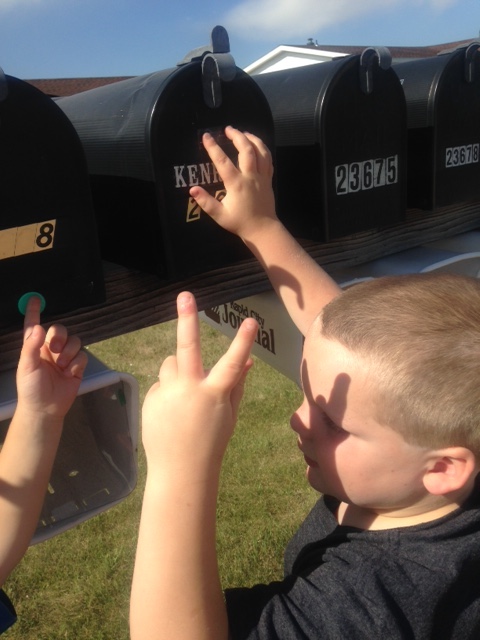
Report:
226,478,480,639
0,589,16,634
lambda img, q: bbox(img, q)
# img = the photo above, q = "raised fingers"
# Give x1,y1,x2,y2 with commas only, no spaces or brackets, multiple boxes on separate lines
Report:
207,317,258,392
65,349,88,380
23,295,42,341
223,126,273,177
175,292,204,379
243,131,274,179
44,324,84,372
188,186,223,220
201,130,239,184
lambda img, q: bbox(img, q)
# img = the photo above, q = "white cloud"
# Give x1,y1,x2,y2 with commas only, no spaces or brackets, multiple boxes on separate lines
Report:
223,0,460,40
429,0,458,8
0,0,42,10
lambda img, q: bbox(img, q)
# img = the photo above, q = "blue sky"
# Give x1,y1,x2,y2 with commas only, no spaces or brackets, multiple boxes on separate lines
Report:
0,0,479,79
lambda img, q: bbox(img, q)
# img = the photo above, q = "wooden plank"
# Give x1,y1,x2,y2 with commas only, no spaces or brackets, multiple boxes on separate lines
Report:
0,201,478,371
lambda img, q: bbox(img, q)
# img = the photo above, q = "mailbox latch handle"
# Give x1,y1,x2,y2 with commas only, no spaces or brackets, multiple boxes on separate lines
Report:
464,42,480,83
202,51,236,108
177,26,237,108
201,26,236,108
359,47,392,94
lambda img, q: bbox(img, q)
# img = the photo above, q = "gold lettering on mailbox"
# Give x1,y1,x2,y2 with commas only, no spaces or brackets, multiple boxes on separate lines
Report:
185,190,226,223
0,219,56,260
186,197,202,223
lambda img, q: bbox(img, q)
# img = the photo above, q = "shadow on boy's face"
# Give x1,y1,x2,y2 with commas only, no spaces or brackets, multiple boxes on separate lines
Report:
300,353,392,530
300,357,350,474
300,358,350,433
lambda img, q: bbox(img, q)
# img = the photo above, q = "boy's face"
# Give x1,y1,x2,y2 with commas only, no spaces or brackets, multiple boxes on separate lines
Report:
291,322,433,516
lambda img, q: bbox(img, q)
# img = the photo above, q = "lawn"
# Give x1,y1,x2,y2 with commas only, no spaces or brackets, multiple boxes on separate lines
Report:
4,319,317,639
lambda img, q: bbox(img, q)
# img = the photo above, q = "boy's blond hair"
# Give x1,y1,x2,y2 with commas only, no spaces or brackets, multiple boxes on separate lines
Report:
320,272,480,458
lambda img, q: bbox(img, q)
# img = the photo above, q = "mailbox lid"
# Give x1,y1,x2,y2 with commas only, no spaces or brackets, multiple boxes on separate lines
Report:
393,43,480,128
252,58,344,146
393,54,452,128
56,69,174,182
0,73,105,322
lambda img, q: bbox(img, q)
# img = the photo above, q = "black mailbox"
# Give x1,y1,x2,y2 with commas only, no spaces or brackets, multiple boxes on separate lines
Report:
253,48,407,241
393,42,480,210
0,70,105,325
56,27,275,279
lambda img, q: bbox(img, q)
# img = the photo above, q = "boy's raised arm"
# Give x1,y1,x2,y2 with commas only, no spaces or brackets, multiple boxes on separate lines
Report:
130,292,257,640
190,126,342,336
0,297,87,585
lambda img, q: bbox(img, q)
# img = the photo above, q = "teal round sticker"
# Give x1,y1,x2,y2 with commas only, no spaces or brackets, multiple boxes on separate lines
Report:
18,292,46,316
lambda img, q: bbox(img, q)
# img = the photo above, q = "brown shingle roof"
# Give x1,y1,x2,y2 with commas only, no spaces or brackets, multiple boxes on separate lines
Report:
26,76,133,97
24,39,478,97
297,39,477,60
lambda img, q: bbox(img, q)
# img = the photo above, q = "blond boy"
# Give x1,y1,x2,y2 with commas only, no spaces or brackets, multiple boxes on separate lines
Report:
131,127,480,639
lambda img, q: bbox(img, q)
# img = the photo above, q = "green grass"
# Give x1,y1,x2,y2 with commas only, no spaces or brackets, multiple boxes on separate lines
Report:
4,320,316,639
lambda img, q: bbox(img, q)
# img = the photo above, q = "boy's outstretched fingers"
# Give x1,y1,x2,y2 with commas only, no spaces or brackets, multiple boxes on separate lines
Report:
208,315,258,394
23,295,42,341
243,130,274,177
19,297,47,376
201,130,238,181
223,126,272,177
175,292,204,379
173,290,258,394
44,324,86,378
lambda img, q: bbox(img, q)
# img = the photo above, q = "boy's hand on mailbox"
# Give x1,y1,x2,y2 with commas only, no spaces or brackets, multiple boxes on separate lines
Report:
16,296,87,421
142,291,257,476
190,126,277,242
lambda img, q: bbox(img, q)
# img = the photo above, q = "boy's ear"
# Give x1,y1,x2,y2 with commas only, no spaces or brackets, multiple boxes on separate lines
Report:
423,448,477,496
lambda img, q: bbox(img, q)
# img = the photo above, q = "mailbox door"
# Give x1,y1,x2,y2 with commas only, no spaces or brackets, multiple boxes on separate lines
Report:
321,58,407,239
0,76,105,324
150,62,275,278
254,55,407,242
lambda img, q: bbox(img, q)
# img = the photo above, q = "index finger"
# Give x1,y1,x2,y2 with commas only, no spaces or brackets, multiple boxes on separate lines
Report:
23,295,42,339
175,291,204,379
202,131,239,185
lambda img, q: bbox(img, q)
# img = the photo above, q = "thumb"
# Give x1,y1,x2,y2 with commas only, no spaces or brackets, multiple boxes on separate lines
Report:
189,186,224,221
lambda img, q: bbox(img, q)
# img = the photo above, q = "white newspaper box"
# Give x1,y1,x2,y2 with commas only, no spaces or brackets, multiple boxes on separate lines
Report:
200,292,304,387
0,353,139,544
